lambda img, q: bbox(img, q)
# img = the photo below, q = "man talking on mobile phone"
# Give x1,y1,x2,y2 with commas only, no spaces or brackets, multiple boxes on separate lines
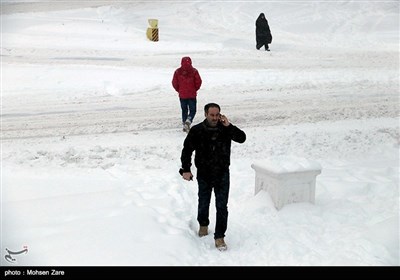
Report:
179,103,246,251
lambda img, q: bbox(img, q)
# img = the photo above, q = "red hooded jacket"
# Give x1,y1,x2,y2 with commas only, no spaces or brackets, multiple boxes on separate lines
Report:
172,57,202,99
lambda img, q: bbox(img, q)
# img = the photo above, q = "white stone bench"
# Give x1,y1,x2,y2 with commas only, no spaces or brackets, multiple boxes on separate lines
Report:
251,156,322,210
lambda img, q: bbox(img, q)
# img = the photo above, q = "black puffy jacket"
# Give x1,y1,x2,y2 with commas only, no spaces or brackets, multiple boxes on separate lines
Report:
180,119,246,175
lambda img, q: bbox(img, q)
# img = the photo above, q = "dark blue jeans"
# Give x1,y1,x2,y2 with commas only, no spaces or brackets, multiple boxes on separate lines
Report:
179,98,196,124
197,170,230,239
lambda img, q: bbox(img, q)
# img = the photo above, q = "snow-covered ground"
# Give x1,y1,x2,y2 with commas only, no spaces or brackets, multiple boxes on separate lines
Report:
1,0,399,266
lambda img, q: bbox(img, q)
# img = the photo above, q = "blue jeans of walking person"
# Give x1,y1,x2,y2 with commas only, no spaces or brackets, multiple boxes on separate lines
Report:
180,98,196,124
196,169,230,239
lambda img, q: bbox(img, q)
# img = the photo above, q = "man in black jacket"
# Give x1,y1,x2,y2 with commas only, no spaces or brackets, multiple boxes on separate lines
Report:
180,103,246,251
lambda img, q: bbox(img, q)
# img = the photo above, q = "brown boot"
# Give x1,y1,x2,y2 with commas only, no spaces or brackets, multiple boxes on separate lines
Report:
215,238,227,251
198,226,208,237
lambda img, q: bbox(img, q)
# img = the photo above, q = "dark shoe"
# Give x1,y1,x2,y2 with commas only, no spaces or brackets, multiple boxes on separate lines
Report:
215,238,227,251
198,226,208,237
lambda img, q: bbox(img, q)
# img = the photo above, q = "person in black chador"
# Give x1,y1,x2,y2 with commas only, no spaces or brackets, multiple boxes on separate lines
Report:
179,103,246,251
255,13,272,51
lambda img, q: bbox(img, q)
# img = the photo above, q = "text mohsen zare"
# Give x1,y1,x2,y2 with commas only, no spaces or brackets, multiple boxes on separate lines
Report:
27,269,65,276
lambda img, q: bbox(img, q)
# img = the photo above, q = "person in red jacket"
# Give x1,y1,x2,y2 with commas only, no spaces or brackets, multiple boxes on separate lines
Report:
172,57,202,132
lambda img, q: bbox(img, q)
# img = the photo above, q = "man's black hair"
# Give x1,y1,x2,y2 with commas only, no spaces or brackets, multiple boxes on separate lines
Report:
204,103,220,113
